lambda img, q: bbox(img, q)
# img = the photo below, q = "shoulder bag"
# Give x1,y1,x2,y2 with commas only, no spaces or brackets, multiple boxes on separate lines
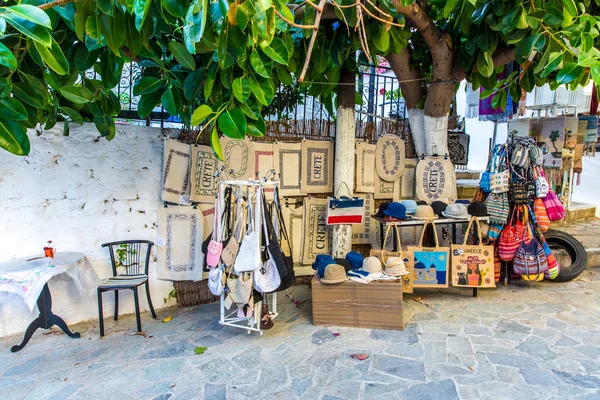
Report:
254,188,282,293
207,264,225,296
512,212,549,280
206,186,224,268
326,182,365,225
498,206,525,261
262,190,293,291
406,220,450,288
221,198,245,267
451,216,495,288
271,186,295,291
234,193,262,273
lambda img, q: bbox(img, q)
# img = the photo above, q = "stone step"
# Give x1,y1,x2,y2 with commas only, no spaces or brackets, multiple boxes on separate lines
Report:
565,202,597,222
456,170,482,180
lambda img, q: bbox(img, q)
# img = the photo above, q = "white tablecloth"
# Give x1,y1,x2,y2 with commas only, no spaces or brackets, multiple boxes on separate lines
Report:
0,252,101,311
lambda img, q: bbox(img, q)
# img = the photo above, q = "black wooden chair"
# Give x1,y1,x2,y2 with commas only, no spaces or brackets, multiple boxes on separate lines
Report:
97,240,157,337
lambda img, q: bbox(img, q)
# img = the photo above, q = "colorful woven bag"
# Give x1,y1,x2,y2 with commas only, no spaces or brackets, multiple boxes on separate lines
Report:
493,245,501,283
485,192,510,225
513,229,548,277
487,223,503,241
498,207,525,261
533,198,550,232
527,205,559,280
542,188,565,221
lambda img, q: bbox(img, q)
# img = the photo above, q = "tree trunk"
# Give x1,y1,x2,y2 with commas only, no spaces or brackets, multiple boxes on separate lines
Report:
332,67,356,258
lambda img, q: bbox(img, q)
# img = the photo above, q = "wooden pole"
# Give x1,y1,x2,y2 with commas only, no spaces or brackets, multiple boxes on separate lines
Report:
332,67,356,258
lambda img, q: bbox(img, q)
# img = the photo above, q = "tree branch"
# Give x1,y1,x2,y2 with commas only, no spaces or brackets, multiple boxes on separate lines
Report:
391,0,444,50
38,0,75,10
452,47,515,82
385,47,425,110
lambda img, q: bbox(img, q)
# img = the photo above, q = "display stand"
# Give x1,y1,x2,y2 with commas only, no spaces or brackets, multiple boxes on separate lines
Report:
372,216,491,297
217,178,280,335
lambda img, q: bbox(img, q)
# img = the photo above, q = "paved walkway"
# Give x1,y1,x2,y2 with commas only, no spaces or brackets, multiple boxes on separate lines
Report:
1,259,600,400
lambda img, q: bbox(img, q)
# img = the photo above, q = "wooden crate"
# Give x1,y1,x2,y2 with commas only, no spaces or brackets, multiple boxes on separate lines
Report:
311,275,403,330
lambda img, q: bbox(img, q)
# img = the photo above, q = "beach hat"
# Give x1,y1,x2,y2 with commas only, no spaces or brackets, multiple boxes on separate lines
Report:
456,199,471,205
468,201,489,217
321,264,349,284
441,203,470,219
400,200,418,214
383,202,410,219
413,205,439,220
361,256,383,274
431,201,448,216
335,258,352,272
416,200,427,206
312,254,335,278
375,202,391,218
384,256,409,276
346,251,364,270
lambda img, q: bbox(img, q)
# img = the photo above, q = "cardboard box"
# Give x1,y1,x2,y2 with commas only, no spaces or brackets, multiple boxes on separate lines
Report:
311,275,404,330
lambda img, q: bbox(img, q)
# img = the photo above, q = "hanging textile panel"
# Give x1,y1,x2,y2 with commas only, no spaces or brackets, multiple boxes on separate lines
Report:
415,156,455,204
579,115,599,157
355,141,376,193
447,132,470,166
376,134,405,182
351,193,374,244
190,145,219,204
574,120,586,173
301,140,334,194
374,174,396,199
282,204,304,267
396,158,417,200
562,117,579,157
507,118,537,138
301,197,331,264
273,142,303,197
536,117,565,169
198,203,215,243
220,137,255,180
253,142,275,199
157,206,204,281
161,139,191,204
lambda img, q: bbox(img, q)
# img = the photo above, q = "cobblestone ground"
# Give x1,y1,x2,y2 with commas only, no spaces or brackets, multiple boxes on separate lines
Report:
1,262,600,400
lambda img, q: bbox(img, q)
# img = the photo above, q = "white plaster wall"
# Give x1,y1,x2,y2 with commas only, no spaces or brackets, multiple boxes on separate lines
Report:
0,122,176,338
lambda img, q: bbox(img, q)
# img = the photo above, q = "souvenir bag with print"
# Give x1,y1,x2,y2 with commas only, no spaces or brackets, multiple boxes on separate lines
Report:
370,223,413,293
407,220,450,288
490,145,509,194
326,182,365,225
451,217,495,288
234,192,262,273
533,165,549,198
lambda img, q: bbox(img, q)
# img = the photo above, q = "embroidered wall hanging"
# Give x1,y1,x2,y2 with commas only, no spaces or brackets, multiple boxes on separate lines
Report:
300,197,331,264
253,142,275,199
536,117,565,169
161,139,191,204
574,120,586,173
415,156,455,204
198,203,215,243
508,118,537,138
562,117,579,157
397,158,417,200
273,142,303,197
301,140,334,194
220,137,255,180
355,141,376,193
157,206,204,281
190,145,219,204
351,193,374,244
447,132,470,166
376,134,405,182
374,175,396,199
282,203,304,267
579,115,599,156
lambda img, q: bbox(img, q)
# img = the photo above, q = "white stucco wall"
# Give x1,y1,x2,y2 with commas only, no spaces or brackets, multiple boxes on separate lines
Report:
0,122,176,338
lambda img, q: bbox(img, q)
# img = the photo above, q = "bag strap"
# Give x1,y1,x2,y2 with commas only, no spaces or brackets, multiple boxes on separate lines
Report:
273,185,291,245
418,220,439,248
212,186,222,241
462,216,483,245
334,181,353,198
382,223,401,250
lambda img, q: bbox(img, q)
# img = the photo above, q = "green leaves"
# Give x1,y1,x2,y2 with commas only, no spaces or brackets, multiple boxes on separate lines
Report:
232,77,250,102
169,41,196,70
161,88,182,116
0,118,30,155
191,104,213,125
248,74,273,106
33,37,69,75
210,127,223,160
515,34,542,64
133,0,152,30
556,63,582,85
250,49,269,78
2,15,51,46
94,115,116,140
260,38,288,65
138,87,166,118
133,77,164,96
371,23,390,53
0,5,51,28
60,86,94,104
541,52,564,77
0,42,16,71
217,108,246,139
477,52,494,78
0,98,27,120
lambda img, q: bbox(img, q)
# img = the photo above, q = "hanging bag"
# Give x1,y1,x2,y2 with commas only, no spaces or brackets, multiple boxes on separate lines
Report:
262,189,293,291
451,216,495,288
490,145,510,194
271,186,295,291
370,223,413,293
511,138,532,168
533,198,550,232
326,182,365,225
485,192,510,225
234,192,262,273
527,205,560,280
221,198,245,267
498,206,526,261
542,187,565,221
407,220,450,288
207,264,225,296
512,211,549,280
533,166,549,198
206,186,224,268
225,268,253,305
254,188,282,293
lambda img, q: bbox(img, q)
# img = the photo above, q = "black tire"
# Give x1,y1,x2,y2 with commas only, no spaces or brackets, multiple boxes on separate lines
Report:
544,229,588,282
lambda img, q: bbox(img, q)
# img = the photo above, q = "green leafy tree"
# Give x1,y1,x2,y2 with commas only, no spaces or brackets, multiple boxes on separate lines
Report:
0,0,599,158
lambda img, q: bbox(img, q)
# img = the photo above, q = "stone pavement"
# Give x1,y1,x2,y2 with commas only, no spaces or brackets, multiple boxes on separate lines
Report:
1,260,600,400
557,218,600,266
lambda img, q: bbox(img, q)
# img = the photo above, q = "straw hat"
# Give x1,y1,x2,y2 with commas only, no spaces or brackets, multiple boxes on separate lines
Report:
361,256,383,274
413,205,439,220
384,257,409,276
321,264,349,284
441,203,470,219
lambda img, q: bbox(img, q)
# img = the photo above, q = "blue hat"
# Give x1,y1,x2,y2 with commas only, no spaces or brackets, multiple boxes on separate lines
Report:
456,199,470,205
400,200,417,214
346,251,364,270
313,254,335,278
383,202,410,219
